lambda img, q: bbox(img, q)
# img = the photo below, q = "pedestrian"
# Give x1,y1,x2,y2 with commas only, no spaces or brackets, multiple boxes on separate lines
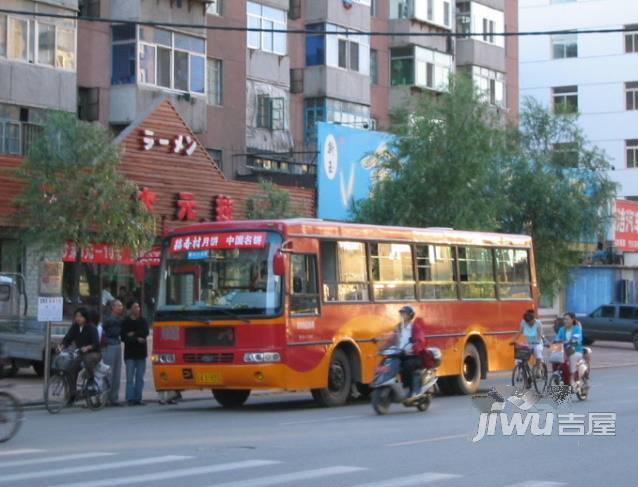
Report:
102,299,125,406
121,301,149,406
58,307,101,404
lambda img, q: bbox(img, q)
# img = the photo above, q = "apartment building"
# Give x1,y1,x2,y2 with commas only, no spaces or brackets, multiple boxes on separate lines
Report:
70,0,517,187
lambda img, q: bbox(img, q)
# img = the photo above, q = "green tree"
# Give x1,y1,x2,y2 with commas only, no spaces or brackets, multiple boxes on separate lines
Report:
246,179,295,219
352,74,507,231
501,99,617,297
12,111,156,257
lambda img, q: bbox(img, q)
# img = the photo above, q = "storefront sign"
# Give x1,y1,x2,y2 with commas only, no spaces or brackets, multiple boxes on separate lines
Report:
214,195,234,221
39,261,64,296
137,246,162,266
138,187,157,211
37,296,63,322
615,199,638,251
140,129,197,156
170,232,268,253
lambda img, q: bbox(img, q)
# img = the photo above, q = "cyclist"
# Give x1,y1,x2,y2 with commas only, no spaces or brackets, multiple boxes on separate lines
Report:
510,309,545,364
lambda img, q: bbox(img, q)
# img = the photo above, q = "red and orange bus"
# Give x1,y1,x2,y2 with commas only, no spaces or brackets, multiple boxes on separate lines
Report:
152,219,537,407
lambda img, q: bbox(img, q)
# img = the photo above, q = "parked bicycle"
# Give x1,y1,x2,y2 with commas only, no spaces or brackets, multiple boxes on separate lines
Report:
45,349,111,414
511,343,548,394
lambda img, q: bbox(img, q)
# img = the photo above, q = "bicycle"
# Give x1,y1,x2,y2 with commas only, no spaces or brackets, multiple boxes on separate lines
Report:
511,343,548,394
0,384,22,442
45,349,111,414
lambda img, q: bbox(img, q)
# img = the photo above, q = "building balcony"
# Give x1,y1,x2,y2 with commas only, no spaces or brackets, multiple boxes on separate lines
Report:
235,151,317,189
455,38,505,72
304,0,371,32
388,19,454,54
304,66,370,106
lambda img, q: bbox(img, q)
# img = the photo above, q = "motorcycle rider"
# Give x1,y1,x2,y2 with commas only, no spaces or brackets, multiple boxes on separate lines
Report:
554,311,584,385
384,306,428,400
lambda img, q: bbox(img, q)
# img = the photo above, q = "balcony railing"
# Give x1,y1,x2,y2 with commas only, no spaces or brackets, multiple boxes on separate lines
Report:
0,120,43,157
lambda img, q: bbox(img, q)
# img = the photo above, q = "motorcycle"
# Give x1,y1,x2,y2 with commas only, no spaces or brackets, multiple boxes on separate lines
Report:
548,342,591,401
370,346,441,415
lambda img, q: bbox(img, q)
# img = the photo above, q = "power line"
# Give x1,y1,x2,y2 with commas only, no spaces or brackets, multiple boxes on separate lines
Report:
1,8,637,37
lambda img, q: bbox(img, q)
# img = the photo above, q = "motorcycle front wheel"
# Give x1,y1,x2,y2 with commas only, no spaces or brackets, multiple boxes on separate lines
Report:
371,387,392,415
576,377,589,401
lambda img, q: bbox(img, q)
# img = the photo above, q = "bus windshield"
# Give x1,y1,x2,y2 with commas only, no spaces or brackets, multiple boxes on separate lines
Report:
156,231,282,319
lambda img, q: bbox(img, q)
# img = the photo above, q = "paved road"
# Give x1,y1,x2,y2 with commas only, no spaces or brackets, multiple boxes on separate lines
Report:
2,363,636,487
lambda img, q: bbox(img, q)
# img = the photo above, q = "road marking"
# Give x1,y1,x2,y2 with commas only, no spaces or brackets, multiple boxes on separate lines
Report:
386,433,469,447
349,472,462,487
279,415,361,426
0,449,44,457
503,482,566,487
207,466,366,487
48,460,281,487
0,455,190,484
0,452,114,469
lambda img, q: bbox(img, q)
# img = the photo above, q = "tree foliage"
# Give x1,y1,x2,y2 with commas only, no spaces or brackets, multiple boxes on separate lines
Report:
12,111,155,253
246,179,295,219
352,75,617,297
353,75,507,231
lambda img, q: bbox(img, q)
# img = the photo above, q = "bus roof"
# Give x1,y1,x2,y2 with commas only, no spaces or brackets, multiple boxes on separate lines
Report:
170,219,533,249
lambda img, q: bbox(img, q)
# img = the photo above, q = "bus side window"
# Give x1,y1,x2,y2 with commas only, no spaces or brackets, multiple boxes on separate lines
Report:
320,241,369,302
457,247,496,300
290,254,320,316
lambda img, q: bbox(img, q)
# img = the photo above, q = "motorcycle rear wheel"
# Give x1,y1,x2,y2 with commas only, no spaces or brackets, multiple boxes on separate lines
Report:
576,377,589,401
416,395,431,412
371,388,392,415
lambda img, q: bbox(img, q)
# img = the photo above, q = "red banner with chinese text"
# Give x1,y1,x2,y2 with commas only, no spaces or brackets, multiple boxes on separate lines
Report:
615,199,638,251
170,232,268,253
63,242,161,266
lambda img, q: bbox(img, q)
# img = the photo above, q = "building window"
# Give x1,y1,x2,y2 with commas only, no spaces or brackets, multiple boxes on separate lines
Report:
370,48,378,84
552,33,577,59
626,25,638,53
207,58,222,105
2,16,79,70
551,142,578,167
257,96,285,130
627,82,638,110
390,46,452,91
247,2,287,55
321,241,370,302
443,2,450,27
79,0,100,17
305,23,369,75
289,0,302,20
207,148,223,171
290,68,304,93
552,85,578,113
371,0,378,17
304,98,324,146
206,0,222,16
627,140,638,169
133,26,205,94
370,243,416,301
78,87,99,122
112,24,136,84
472,66,505,107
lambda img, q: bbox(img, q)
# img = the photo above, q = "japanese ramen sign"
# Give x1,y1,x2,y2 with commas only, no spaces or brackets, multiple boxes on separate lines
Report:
170,232,268,253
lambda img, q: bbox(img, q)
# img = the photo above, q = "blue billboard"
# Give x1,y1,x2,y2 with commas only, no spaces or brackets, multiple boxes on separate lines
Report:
317,122,394,221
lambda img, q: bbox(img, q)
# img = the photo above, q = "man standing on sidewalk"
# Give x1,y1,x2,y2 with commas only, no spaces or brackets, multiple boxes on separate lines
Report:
102,299,124,406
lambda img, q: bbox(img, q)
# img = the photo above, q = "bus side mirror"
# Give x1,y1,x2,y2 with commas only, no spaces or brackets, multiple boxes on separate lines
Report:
273,252,286,277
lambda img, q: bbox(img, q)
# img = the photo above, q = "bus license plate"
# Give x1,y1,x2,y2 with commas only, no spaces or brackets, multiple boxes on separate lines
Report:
196,373,222,385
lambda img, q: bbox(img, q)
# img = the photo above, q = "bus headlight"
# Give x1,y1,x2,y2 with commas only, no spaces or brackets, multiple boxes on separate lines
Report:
243,352,281,363
152,354,176,364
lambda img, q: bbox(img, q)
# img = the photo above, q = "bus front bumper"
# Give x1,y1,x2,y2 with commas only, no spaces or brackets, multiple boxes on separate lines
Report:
153,363,288,391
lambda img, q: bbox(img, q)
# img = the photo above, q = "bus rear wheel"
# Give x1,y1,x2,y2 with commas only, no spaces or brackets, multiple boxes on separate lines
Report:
311,349,352,407
212,389,251,408
452,343,482,395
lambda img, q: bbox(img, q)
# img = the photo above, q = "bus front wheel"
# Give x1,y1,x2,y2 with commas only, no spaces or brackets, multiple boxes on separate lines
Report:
453,343,482,395
311,349,352,407
212,389,251,408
